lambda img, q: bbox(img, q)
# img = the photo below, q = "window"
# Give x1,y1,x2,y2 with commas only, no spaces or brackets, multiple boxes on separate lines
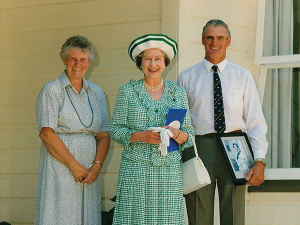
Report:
255,0,300,180
255,0,300,64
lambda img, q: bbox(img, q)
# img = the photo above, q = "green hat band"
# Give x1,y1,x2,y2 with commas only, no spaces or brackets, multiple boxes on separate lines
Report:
128,34,178,62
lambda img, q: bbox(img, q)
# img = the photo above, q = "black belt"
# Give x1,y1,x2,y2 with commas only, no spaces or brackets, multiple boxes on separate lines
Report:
195,130,242,138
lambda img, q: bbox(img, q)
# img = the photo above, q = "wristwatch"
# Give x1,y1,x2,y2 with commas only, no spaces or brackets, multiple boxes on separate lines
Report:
255,158,266,165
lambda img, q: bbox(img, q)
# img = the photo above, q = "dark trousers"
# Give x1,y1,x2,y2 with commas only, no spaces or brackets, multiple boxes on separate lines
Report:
183,136,245,225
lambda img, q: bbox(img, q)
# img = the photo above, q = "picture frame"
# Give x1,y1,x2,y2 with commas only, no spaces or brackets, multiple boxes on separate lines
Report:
216,132,254,185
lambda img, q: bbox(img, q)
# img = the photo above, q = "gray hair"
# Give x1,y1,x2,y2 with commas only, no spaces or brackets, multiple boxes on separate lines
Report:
59,35,95,62
202,19,231,38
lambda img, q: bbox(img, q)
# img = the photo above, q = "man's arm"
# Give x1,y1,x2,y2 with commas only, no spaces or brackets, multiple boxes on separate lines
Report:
242,72,268,186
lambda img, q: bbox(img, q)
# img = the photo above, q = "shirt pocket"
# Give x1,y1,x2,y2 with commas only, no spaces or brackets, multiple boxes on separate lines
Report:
229,89,244,111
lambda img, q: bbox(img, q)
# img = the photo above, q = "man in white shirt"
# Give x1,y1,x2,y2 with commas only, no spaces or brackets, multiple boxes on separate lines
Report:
178,19,268,225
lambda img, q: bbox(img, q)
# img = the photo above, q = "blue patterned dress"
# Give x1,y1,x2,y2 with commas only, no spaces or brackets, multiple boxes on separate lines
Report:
35,71,109,225
110,79,194,225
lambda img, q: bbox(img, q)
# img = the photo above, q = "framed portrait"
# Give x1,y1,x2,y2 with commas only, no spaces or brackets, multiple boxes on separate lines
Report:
217,132,254,185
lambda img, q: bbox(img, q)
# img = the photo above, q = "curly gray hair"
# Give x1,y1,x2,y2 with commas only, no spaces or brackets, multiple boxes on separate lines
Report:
59,35,95,62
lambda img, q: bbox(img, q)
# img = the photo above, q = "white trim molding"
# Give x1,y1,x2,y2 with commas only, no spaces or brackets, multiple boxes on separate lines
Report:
265,168,300,180
254,0,300,65
257,62,300,102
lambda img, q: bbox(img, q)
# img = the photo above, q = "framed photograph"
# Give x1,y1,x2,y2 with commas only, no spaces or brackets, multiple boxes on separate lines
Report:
217,132,254,185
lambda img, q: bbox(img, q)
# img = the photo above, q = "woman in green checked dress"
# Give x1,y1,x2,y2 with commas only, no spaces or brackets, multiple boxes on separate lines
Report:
110,34,194,225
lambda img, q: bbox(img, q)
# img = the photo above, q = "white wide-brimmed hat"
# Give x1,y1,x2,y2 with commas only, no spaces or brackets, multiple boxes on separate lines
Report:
128,34,178,62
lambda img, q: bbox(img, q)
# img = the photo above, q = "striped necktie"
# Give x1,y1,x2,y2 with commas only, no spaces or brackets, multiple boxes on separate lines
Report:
212,65,226,133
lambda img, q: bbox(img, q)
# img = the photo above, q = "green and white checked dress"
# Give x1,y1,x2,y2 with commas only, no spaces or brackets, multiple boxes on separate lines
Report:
110,79,194,225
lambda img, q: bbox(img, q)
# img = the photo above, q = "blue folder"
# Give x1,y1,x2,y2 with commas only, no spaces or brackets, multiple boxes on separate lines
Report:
165,108,187,152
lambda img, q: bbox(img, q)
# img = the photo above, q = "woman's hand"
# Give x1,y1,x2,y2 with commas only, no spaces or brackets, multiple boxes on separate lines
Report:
163,126,189,145
69,161,89,183
39,127,89,182
130,130,161,144
82,163,101,184
163,126,178,138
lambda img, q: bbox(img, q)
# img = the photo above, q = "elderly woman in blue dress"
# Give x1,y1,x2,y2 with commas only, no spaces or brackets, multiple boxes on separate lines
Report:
35,35,110,224
110,34,194,224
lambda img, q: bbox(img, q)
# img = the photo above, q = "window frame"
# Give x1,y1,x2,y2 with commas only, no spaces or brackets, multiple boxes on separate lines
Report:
255,0,300,181
257,62,300,102
265,168,300,180
255,0,300,65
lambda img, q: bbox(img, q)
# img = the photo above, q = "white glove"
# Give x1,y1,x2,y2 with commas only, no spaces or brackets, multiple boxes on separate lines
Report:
148,127,174,156
148,127,163,133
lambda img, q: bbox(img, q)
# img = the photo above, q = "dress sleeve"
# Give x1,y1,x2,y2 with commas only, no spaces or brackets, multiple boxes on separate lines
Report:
36,83,60,135
109,85,136,147
98,89,110,132
177,88,195,152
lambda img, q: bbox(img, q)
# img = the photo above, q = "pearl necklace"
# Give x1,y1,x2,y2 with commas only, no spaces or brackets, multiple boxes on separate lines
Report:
143,79,164,92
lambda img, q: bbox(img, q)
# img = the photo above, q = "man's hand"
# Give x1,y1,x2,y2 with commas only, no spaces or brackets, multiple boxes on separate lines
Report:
245,161,266,186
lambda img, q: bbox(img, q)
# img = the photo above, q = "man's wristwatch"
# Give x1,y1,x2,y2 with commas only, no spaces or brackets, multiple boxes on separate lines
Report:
255,158,266,165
